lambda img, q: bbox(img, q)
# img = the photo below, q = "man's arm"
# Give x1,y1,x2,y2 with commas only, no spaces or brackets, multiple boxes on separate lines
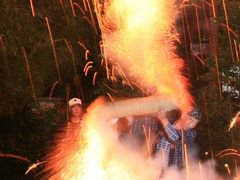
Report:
157,111,179,141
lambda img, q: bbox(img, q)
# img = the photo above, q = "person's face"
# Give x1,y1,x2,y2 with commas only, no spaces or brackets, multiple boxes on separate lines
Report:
184,115,198,130
70,104,83,117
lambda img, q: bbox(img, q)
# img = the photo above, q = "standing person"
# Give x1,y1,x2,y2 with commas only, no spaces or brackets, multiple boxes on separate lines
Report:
43,98,84,178
156,107,202,170
155,110,181,171
114,109,181,158
68,97,84,124
171,107,202,169
66,97,85,141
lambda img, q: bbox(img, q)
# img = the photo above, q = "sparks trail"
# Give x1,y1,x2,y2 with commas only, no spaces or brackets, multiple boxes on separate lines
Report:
228,111,240,131
25,161,46,175
29,0,35,17
49,81,60,98
45,17,62,84
84,63,93,76
64,39,78,75
44,0,194,179
97,0,193,113
222,0,235,62
0,153,30,163
21,47,37,102
216,148,239,158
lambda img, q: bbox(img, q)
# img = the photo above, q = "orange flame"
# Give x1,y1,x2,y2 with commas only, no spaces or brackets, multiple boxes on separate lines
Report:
45,0,196,179
44,98,163,179
98,0,193,113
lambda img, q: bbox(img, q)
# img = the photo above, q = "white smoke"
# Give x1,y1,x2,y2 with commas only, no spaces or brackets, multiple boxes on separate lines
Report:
79,98,218,180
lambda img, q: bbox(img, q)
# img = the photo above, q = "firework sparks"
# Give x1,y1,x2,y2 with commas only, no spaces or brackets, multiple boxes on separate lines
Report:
228,111,240,131
44,98,165,179
85,50,90,60
25,161,45,175
73,2,86,15
49,81,60,98
83,61,93,76
70,0,76,16
29,0,35,17
97,0,193,113
0,153,30,163
78,41,88,51
45,0,197,179
215,148,240,159
45,17,62,83
222,0,235,62
21,47,37,102
93,72,98,85
225,164,231,175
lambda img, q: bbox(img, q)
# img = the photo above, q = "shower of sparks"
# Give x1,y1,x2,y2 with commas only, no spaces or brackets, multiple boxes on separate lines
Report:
41,0,240,179
42,0,195,178
44,99,162,179
97,0,193,113
44,0,194,179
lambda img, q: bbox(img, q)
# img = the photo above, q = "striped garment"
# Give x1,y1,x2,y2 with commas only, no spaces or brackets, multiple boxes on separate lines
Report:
130,115,160,135
156,124,180,152
156,125,196,169
129,115,161,153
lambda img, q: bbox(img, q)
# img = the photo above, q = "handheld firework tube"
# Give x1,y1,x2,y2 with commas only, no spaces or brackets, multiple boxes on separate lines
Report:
99,96,179,120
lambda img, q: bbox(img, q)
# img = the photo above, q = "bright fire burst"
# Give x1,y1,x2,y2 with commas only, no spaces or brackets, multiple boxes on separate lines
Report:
97,0,193,113
44,98,162,179
44,0,195,179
